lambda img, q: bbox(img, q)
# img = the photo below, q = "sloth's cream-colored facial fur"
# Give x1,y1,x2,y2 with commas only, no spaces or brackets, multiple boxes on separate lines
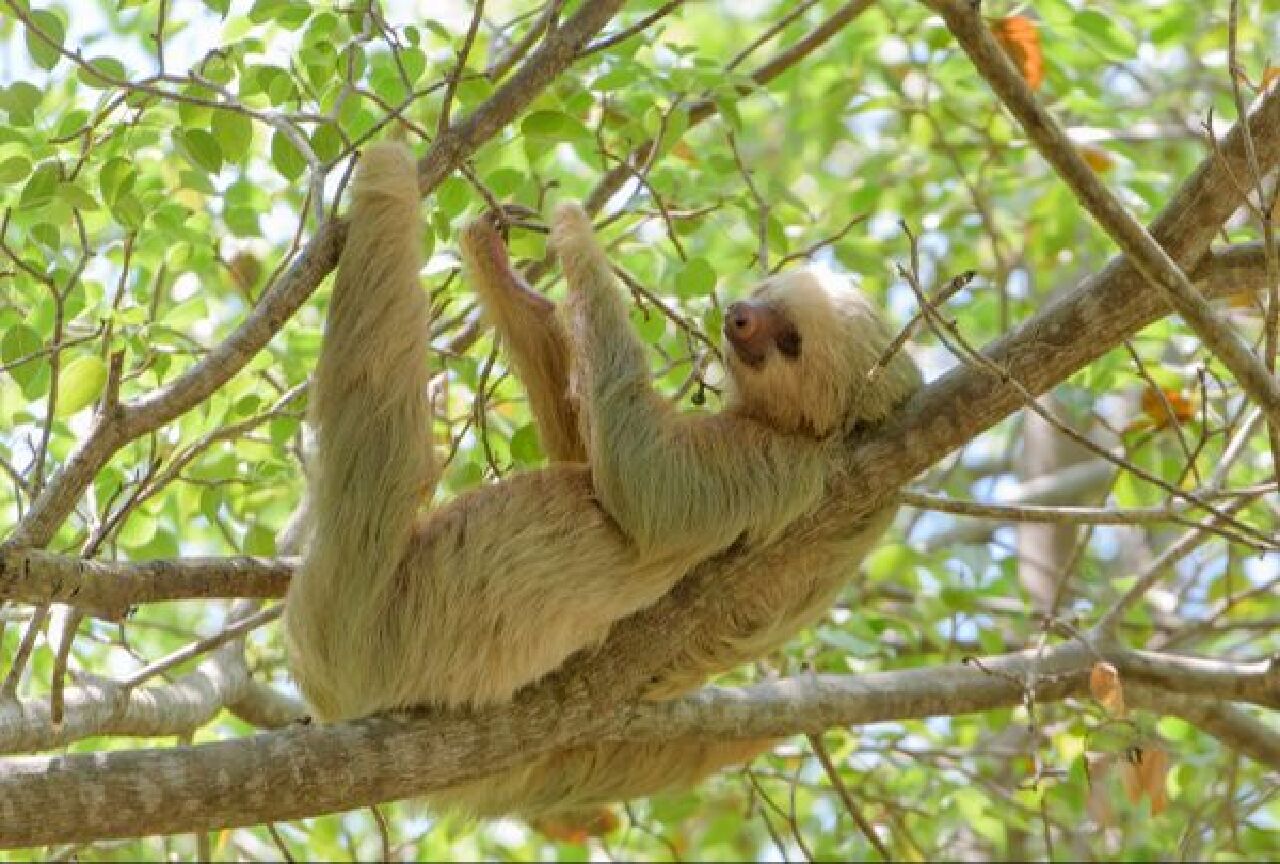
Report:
724,268,920,438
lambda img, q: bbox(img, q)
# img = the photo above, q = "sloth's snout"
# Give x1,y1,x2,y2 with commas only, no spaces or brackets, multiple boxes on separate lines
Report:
725,302,760,341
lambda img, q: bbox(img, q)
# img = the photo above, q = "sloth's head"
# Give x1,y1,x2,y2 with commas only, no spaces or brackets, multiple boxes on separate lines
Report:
722,267,921,438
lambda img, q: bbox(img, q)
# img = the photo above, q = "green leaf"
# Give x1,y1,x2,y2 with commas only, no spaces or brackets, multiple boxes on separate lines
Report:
509,424,543,466
30,221,59,249
675,257,716,298
99,157,137,206
249,0,310,28
435,177,469,219
940,586,977,612
0,81,42,126
310,123,342,163
55,354,108,416
521,110,586,142
19,162,59,209
249,0,286,23
24,10,65,70
270,129,306,180
201,0,231,16
77,56,128,89
244,522,276,555
179,128,224,174
0,156,32,183
2,325,47,399
225,206,262,238
57,181,99,211
631,306,666,344
111,192,146,230
211,110,254,162
54,108,89,139
1,324,43,386
400,47,428,85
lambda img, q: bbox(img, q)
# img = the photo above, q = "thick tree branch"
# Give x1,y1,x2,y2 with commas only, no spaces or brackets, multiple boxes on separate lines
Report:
0,641,1274,846
925,0,1280,439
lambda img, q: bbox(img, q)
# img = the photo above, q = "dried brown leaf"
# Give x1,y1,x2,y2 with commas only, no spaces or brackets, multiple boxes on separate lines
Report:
1089,661,1127,716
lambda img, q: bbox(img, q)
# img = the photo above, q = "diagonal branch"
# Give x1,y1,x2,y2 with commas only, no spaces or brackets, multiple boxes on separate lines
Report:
924,0,1280,444
0,641,252,754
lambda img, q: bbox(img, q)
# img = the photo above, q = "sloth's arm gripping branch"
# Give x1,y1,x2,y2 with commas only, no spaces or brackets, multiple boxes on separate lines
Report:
461,218,586,464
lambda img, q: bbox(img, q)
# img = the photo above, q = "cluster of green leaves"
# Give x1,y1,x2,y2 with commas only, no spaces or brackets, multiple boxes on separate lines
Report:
1,0,1277,860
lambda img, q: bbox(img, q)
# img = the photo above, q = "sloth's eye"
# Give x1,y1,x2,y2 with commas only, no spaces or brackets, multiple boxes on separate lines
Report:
776,328,802,359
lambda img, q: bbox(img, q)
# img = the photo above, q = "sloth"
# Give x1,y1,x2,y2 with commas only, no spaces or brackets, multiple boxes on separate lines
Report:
284,142,922,822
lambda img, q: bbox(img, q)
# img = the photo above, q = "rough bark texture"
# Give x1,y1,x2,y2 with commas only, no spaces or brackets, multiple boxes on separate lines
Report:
0,641,1274,846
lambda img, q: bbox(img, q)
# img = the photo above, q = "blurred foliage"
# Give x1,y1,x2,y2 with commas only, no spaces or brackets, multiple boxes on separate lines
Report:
1,0,1277,860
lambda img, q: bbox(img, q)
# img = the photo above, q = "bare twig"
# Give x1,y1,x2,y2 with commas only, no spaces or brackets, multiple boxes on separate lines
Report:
807,732,891,860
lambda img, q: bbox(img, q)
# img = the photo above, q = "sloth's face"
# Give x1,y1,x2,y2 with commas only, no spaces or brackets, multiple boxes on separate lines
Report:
723,268,918,438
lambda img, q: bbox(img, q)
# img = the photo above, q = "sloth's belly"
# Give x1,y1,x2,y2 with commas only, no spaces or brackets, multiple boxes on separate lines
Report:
397,465,689,709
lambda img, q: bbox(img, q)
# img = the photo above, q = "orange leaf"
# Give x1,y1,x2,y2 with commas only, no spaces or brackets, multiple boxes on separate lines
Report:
1089,661,1126,717
1140,386,1197,429
1138,746,1170,815
1079,144,1115,173
532,808,619,843
992,15,1044,91
1262,66,1280,91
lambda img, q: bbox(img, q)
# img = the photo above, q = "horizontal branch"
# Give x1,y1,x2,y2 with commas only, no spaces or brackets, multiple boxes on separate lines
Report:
903,490,1189,526
0,640,1273,846
0,549,292,611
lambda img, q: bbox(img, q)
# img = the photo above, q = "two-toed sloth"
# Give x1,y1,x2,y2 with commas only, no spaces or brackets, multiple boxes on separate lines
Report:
284,143,921,822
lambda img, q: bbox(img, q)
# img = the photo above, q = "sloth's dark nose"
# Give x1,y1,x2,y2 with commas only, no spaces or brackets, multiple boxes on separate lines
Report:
725,302,759,340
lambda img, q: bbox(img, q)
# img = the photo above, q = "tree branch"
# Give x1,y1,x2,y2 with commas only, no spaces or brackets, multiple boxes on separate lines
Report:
1129,684,1280,770
0,549,292,610
0,642,250,755
0,640,1274,846
925,0,1280,444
